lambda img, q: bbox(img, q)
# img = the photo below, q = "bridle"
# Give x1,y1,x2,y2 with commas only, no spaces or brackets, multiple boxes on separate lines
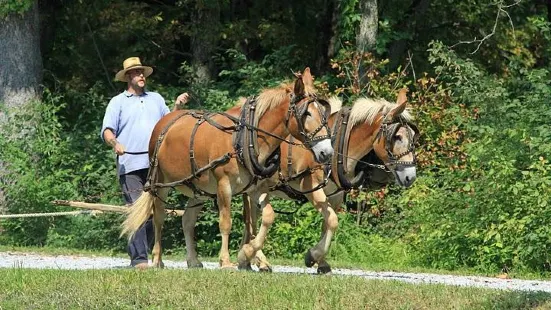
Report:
375,118,419,171
285,94,332,148
330,108,419,193
235,93,331,181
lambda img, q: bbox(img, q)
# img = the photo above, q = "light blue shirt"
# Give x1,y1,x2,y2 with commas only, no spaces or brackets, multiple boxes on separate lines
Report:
100,90,170,175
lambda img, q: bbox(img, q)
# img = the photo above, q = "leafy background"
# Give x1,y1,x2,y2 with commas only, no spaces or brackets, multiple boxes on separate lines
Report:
1,0,551,274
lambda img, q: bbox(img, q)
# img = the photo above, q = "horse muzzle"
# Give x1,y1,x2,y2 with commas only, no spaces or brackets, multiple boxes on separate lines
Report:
392,165,417,188
311,139,333,163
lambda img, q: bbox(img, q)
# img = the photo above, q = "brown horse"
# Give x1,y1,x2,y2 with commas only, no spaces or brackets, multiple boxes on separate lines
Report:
238,88,419,273
121,68,334,268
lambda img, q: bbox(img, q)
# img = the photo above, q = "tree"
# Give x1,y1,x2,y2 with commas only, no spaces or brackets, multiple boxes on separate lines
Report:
190,0,221,84
356,0,378,52
0,0,42,107
0,0,43,211
386,0,430,70
354,0,378,89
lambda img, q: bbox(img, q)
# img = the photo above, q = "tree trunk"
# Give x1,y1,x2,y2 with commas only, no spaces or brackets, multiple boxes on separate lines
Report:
0,0,43,212
387,0,431,70
0,1,42,107
356,0,378,53
327,0,340,60
191,1,221,84
355,0,378,91
315,0,337,73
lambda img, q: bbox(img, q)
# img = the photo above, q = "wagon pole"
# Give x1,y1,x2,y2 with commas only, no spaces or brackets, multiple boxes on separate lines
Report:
52,200,185,216
0,210,99,219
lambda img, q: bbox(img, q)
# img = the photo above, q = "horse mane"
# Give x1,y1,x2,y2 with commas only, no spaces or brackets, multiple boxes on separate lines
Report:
349,97,413,126
327,96,342,115
255,82,317,119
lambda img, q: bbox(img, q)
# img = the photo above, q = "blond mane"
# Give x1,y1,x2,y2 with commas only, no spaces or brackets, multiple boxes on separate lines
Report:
349,97,413,126
255,82,317,119
327,96,343,115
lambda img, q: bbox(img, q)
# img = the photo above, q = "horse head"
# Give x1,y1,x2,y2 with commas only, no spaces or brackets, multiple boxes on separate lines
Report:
285,67,333,163
371,88,419,188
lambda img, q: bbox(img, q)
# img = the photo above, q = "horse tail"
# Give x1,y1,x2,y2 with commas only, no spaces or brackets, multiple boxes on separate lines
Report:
121,191,155,240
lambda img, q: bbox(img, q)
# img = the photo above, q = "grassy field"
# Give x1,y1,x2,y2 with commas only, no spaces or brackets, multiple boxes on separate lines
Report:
1,246,551,309
2,267,551,309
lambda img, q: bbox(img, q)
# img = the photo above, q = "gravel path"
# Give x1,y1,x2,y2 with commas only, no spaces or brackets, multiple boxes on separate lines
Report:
2,251,551,293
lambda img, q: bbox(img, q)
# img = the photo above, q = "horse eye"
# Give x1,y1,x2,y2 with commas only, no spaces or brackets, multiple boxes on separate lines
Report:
394,134,403,142
304,111,312,117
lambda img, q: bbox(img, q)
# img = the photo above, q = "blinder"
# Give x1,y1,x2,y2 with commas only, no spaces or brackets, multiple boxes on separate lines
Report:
286,94,331,148
377,119,418,170
316,99,332,121
409,122,420,143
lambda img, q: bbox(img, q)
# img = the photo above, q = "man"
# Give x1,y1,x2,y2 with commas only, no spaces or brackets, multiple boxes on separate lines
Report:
100,57,189,269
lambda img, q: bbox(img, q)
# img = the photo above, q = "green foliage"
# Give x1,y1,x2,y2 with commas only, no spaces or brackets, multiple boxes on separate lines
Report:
383,40,551,272
338,0,360,44
0,92,78,245
217,46,302,96
0,0,33,18
3,0,551,275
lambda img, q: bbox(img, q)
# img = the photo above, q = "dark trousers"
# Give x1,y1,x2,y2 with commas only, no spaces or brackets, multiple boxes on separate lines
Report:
119,168,153,266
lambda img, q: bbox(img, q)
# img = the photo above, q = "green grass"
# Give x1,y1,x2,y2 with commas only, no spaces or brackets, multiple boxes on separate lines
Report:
2,268,551,309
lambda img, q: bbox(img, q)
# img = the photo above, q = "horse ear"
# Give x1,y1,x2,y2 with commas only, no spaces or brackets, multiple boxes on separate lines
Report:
302,67,314,88
294,74,305,97
396,88,408,105
387,91,408,120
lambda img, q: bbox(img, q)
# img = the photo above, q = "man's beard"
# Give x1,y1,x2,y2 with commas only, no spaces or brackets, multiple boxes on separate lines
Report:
131,80,145,90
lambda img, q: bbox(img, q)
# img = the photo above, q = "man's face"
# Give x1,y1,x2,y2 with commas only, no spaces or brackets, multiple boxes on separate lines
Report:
127,68,146,88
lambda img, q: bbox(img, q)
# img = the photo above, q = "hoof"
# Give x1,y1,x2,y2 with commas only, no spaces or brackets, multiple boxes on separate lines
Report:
152,261,165,269
187,261,204,269
317,265,332,274
134,262,149,270
304,249,316,268
259,265,273,273
238,262,253,271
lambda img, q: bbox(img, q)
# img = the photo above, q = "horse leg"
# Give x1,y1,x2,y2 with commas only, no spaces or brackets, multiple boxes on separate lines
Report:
304,188,338,274
254,249,272,272
314,220,331,275
182,198,204,268
151,187,169,268
239,193,273,272
217,177,234,269
237,193,274,271
249,195,273,272
315,192,345,274
238,193,255,271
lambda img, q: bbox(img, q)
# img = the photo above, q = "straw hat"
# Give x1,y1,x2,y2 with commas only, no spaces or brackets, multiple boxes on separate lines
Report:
114,57,153,82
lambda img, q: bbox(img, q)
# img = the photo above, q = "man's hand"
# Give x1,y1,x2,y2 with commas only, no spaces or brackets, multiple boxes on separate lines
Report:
174,92,190,110
107,137,125,155
113,142,126,155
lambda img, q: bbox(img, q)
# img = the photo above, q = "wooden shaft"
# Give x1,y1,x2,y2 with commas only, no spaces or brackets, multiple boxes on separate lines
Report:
51,200,185,216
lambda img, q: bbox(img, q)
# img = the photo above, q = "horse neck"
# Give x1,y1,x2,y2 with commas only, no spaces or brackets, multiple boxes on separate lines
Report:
256,103,290,163
345,117,382,173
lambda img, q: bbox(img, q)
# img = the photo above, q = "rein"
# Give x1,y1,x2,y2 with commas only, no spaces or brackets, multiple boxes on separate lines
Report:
124,151,148,155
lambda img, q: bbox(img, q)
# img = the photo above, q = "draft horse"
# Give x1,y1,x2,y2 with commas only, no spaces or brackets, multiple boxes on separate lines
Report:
121,68,334,269
239,88,419,273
